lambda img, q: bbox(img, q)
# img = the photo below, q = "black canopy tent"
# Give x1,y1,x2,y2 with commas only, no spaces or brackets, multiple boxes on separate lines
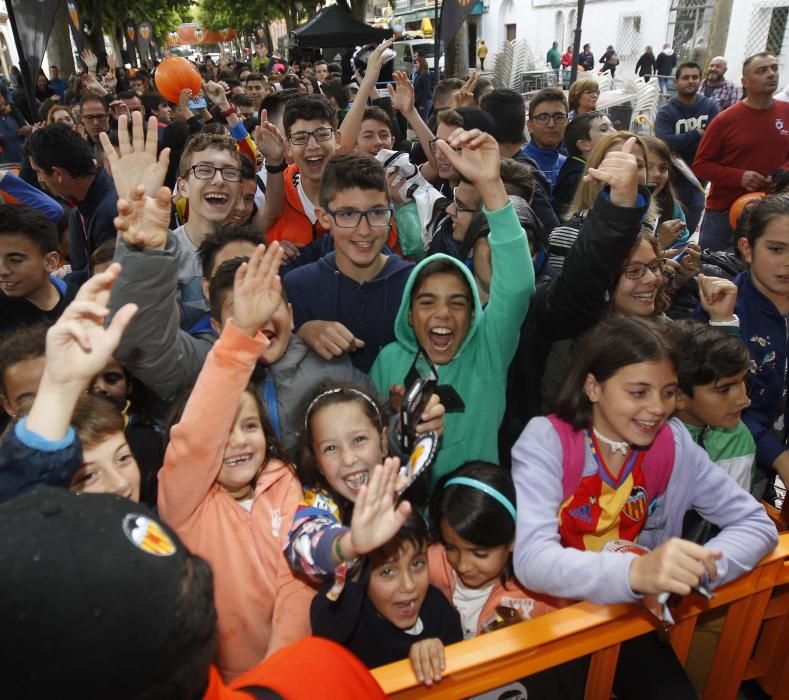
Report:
289,5,391,49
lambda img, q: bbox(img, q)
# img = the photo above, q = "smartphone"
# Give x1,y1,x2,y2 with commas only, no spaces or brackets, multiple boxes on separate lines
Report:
188,96,207,110
672,246,690,263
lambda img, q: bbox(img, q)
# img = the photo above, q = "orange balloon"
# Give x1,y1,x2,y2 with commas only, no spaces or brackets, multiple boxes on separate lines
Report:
154,56,202,104
729,191,766,230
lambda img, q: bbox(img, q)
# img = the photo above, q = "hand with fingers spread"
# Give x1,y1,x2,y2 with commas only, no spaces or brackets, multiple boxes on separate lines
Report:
230,243,285,337
583,135,639,207
297,320,365,360
698,274,739,322
115,184,171,250
100,111,170,200
81,49,98,73
349,458,412,558
628,537,721,596
25,264,137,442
254,110,287,166
409,639,447,687
387,71,417,117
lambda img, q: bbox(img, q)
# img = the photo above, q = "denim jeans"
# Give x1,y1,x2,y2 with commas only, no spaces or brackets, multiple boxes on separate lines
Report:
699,209,734,252
658,76,671,93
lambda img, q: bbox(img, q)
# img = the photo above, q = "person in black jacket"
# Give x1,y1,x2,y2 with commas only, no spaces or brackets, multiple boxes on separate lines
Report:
636,46,657,81
311,513,463,683
655,44,678,94
599,45,619,76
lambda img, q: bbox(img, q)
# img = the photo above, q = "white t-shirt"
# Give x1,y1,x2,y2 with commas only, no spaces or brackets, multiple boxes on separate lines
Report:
453,577,495,639
295,171,318,224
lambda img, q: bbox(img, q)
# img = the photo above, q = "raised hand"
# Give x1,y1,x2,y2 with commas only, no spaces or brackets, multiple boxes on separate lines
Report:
698,274,738,322
584,135,639,207
231,242,285,337
173,88,194,122
435,129,506,209
387,71,416,116
100,111,170,200
450,72,479,109
114,184,171,250
204,80,229,110
365,38,395,79
349,458,412,557
253,109,287,165
81,48,98,73
42,265,138,390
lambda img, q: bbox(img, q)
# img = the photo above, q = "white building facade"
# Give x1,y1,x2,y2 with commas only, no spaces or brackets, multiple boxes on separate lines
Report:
482,0,789,84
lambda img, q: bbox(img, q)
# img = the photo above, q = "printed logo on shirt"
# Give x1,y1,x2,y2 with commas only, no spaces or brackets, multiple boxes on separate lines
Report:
122,514,177,556
776,118,789,135
500,597,534,620
568,503,593,524
622,486,649,521
674,115,709,134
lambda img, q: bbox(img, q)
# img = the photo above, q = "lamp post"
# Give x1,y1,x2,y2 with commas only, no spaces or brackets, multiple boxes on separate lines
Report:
434,0,440,80
569,0,585,87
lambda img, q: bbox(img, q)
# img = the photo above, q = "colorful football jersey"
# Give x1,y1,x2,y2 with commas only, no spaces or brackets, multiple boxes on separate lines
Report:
559,433,651,552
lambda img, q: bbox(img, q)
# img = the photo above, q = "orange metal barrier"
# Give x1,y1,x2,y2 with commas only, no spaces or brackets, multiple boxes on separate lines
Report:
372,533,789,699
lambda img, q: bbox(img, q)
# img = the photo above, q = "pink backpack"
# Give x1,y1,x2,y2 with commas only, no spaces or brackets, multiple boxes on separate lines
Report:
546,415,675,503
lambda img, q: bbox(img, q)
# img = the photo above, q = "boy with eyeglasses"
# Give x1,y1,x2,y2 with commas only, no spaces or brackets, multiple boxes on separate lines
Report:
524,88,568,193
283,153,414,372
266,94,401,259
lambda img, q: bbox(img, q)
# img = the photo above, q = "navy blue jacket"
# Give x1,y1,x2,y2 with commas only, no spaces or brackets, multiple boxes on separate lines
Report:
734,271,788,468
0,418,81,504
283,252,414,373
655,96,720,165
66,168,118,285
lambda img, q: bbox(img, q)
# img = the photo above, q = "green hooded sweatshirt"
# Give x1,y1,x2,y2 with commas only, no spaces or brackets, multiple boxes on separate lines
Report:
371,201,535,486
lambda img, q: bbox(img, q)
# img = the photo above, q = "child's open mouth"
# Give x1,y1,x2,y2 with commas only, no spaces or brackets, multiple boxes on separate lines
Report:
343,470,369,492
393,599,418,618
428,327,453,351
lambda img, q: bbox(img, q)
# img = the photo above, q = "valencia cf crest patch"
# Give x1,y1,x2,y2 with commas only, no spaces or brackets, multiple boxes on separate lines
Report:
622,486,649,521
122,514,177,556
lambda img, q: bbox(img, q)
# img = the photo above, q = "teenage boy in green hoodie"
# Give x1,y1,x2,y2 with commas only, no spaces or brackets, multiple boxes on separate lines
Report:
371,128,535,487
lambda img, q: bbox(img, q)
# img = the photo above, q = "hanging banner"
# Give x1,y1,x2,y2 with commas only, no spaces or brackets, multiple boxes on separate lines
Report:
6,0,61,113
137,21,153,64
440,0,476,52
125,20,138,66
66,0,86,55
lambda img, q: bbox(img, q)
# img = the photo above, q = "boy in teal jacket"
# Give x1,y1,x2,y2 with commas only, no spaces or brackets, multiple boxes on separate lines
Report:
371,128,535,487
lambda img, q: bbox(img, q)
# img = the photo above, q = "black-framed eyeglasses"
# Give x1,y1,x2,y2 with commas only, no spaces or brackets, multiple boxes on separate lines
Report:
428,138,461,155
622,260,665,280
190,164,243,182
287,127,335,145
531,112,568,124
452,186,478,213
324,206,393,228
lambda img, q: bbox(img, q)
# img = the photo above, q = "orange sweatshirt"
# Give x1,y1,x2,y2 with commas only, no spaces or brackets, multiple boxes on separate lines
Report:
266,164,402,254
428,544,562,636
158,321,314,680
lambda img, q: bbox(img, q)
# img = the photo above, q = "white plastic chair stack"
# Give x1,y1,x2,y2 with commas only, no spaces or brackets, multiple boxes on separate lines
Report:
595,70,613,92
493,41,515,89
630,78,659,132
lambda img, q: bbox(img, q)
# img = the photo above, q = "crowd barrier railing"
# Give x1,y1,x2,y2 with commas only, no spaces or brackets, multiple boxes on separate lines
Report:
372,532,789,700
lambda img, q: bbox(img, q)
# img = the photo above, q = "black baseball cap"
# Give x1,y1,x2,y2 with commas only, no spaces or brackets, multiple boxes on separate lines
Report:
0,488,190,697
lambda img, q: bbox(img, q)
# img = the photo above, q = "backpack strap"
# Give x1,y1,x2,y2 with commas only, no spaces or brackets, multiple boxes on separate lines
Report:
642,422,675,499
546,414,587,503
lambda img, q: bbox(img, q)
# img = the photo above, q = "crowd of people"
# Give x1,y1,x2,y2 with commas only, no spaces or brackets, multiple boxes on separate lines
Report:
0,38,787,699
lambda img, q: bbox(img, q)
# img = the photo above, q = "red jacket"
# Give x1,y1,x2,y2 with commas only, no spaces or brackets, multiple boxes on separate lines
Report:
693,100,789,211
267,164,402,254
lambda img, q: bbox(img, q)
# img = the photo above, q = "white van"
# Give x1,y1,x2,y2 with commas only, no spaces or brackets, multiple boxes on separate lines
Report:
393,40,444,75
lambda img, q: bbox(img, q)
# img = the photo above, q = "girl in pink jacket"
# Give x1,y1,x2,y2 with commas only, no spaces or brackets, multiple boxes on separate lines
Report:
158,244,314,680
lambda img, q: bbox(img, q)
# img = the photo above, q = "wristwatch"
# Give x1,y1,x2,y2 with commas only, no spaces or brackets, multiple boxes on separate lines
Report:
265,160,287,174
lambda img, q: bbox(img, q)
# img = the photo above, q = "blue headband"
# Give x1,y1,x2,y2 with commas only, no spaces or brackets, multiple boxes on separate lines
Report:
444,477,516,520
